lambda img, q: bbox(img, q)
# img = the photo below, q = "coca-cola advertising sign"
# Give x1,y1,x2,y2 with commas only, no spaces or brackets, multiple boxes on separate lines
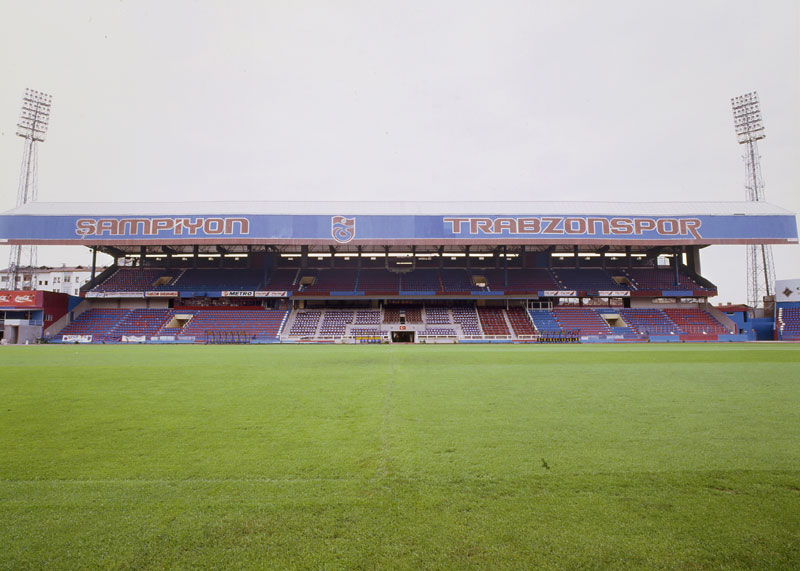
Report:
0,291,40,308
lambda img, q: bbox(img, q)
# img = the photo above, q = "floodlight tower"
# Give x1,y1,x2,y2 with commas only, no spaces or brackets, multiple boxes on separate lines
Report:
6,88,52,290
731,91,775,309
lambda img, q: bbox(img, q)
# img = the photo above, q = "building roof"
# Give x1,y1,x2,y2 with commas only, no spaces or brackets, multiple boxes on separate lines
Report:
2,200,795,217
1,199,796,249
716,304,752,313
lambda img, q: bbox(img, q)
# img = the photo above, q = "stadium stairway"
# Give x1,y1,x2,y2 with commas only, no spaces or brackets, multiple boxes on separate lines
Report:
505,306,537,337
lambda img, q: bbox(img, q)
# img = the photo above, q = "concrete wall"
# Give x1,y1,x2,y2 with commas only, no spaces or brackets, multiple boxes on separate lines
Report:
3,323,41,344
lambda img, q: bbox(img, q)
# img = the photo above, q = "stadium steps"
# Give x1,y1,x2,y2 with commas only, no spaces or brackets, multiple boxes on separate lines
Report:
280,310,301,340
104,309,134,337
505,306,537,337
277,310,291,337
500,309,518,338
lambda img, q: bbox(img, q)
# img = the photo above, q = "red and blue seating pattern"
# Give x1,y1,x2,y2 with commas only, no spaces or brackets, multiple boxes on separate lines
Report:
551,268,628,293
481,269,558,293
56,302,732,343
401,269,440,293
358,270,400,295
552,307,613,336
89,265,716,297
662,308,728,335
59,308,288,342
109,308,172,338
439,269,474,293
92,268,181,292
179,309,287,339
59,309,129,340
615,308,678,335
167,269,263,292
622,268,711,291
265,268,299,291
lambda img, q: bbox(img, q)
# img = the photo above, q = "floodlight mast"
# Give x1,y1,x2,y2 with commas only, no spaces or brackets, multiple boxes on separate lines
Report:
731,91,775,309
7,89,52,290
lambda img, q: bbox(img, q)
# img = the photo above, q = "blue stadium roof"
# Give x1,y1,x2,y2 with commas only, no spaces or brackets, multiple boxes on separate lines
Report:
0,200,796,249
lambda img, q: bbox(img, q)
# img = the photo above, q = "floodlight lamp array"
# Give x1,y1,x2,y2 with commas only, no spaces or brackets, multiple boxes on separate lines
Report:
16,88,53,142
731,91,764,144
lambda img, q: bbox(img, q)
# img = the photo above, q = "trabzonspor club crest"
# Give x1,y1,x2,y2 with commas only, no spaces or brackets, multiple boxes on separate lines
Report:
331,216,355,243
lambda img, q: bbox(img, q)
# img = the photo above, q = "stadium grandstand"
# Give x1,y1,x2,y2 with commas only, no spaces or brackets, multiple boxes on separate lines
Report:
0,199,797,344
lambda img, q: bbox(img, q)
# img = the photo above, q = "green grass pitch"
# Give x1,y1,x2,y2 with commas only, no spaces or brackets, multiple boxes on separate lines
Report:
1,343,799,569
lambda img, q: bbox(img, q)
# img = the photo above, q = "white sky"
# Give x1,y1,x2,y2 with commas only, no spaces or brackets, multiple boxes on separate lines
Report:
0,0,797,303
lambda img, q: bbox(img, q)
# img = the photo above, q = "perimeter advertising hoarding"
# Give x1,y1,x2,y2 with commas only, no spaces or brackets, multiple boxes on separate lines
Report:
0,212,797,245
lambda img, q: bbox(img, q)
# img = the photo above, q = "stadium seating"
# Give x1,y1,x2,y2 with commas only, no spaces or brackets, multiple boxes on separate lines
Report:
551,268,626,293
354,309,380,325
552,307,613,336
616,308,679,335
383,308,401,323
477,307,511,335
505,306,536,336
400,269,440,293
662,308,728,334
405,306,423,323
481,269,558,293
420,327,457,337
623,268,711,291
59,308,129,341
299,269,359,294
178,309,288,340
358,269,400,295
777,307,800,340
424,306,451,324
440,269,474,293
452,305,482,335
288,310,322,337
165,269,264,292
528,309,562,332
350,327,381,337
92,268,181,292
265,268,299,291
318,309,354,336
110,308,172,338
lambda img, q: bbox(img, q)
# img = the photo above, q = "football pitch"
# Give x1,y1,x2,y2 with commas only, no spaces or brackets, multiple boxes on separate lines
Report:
1,344,799,570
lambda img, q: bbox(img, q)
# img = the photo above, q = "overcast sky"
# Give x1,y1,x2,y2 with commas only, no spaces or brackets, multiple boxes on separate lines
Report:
1,0,797,303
